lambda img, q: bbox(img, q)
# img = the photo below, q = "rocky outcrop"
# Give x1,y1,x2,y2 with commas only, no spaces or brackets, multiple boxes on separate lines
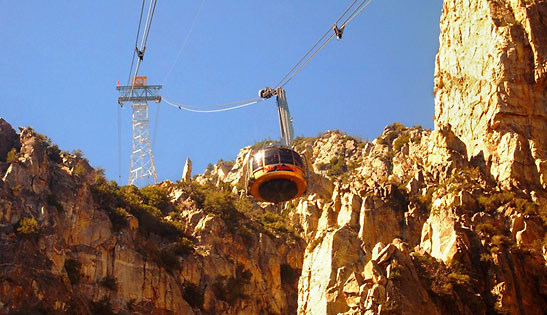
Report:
0,118,19,163
0,122,304,314
182,157,192,182
298,226,364,315
1,120,546,314
434,0,547,189
194,120,546,314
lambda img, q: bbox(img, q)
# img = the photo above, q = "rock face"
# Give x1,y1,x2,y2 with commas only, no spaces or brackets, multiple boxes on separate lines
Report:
434,0,547,189
0,122,304,314
1,122,546,314
291,125,546,314
0,118,19,163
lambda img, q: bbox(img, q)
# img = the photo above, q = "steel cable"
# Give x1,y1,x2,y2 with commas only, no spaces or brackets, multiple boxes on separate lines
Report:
341,0,373,26
162,0,206,85
127,0,146,85
273,0,373,89
163,97,262,113
161,0,373,113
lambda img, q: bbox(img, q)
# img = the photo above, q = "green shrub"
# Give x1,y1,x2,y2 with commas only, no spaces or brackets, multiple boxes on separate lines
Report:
377,122,406,146
174,181,206,207
258,211,289,235
99,276,118,291
444,168,483,194
388,260,403,280
480,253,493,263
411,252,454,297
318,156,347,177
376,136,387,146
435,282,454,296
17,217,39,235
477,191,515,212
292,136,317,150
235,197,254,214
64,259,81,285
513,198,529,213
73,161,87,177
448,272,471,286
30,132,63,164
203,189,234,214
491,235,512,247
475,223,498,238
220,160,235,169
478,190,539,215
72,149,84,158
6,148,18,163
108,207,129,232
538,205,547,225
135,207,183,241
47,144,62,164
91,181,195,241
171,237,195,257
140,186,170,215
251,138,275,150
393,133,410,151
200,187,243,232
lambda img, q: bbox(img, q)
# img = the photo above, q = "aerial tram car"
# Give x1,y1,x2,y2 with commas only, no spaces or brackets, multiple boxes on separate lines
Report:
246,88,308,203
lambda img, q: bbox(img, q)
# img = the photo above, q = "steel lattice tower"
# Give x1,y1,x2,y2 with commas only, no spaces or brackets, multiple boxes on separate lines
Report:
116,76,162,186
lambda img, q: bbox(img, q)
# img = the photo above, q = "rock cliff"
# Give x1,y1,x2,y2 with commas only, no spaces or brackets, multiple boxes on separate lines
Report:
0,122,304,314
1,0,547,314
435,0,547,189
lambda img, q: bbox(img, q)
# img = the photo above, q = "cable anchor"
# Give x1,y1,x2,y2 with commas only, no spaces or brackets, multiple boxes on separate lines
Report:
259,87,289,99
258,87,277,99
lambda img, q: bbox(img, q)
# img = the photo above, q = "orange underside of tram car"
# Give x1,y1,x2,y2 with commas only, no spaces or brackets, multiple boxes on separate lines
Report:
248,164,307,203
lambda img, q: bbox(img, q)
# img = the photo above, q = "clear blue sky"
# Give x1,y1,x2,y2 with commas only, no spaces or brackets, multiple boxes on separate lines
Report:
1,1,443,185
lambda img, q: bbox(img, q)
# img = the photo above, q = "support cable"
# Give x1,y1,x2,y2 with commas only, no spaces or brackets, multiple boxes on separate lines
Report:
342,0,373,25
117,103,122,182
168,97,261,109
162,0,206,85
163,98,262,113
141,0,158,50
277,34,335,89
273,0,373,89
152,102,161,152
130,0,158,95
335,0,360,25
273,27,332,89
127,0,147,86
161,0,373,113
